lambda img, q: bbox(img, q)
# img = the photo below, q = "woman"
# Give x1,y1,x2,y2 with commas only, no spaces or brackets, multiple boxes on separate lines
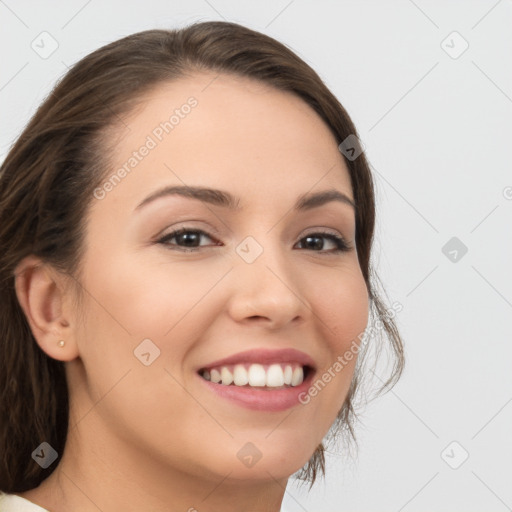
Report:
0,21,404,511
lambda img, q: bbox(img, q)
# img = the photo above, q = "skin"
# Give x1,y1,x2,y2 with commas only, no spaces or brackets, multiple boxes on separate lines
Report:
14,72,369,512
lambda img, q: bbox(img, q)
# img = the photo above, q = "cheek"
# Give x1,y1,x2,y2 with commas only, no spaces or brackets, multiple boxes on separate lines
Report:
76,250,234,384
314,265,369,350
81,247,220,332
71,253,219,443
302,265,369,417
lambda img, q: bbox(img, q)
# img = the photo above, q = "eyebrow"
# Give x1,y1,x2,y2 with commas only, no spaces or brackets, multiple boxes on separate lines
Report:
134,185,356,213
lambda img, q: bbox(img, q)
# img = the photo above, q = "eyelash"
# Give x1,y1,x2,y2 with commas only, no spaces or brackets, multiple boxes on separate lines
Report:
157,228,351,254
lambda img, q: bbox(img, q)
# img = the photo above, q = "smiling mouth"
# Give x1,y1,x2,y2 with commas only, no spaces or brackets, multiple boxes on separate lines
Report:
198,362,312,389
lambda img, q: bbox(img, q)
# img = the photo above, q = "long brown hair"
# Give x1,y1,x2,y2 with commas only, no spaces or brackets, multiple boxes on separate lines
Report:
0,21,404,492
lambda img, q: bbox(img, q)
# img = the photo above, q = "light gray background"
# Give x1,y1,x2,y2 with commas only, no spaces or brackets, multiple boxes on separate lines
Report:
1,1,511,511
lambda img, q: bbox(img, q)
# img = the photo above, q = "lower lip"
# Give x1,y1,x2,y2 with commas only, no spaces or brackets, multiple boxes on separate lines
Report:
196,370,315,412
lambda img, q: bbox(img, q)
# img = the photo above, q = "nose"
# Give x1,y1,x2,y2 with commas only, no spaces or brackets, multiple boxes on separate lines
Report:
226,240,310,330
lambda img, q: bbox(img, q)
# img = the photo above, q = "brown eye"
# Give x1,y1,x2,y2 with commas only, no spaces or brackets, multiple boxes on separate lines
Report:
158,228,218,252
295,232,351,253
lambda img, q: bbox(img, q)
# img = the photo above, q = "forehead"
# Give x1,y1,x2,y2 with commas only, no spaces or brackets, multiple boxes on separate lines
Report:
101,72,353,211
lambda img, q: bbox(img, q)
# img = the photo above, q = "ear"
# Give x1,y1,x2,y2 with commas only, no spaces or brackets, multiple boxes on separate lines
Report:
14,255,79,362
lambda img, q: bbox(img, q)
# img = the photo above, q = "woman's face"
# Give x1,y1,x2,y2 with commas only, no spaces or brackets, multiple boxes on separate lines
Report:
69,72,369,483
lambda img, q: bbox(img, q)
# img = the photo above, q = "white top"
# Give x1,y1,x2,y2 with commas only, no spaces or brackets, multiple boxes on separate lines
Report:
0,492,49,512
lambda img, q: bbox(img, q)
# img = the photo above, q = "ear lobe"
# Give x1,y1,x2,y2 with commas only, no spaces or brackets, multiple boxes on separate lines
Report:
14,255,79,362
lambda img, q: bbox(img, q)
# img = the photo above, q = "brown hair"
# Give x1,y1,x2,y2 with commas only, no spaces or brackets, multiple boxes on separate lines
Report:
0,21,404,492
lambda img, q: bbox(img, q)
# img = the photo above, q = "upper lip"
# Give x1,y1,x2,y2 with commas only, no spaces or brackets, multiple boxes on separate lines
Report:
198,348,316,371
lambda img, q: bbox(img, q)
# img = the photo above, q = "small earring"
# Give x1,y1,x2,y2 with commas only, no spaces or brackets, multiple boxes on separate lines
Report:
57,340,65,347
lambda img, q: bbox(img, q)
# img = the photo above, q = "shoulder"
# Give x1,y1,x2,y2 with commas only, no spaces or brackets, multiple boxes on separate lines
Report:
0,492,50,512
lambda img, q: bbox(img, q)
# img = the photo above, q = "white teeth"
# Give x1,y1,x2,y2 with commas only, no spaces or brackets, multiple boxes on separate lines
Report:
248,364,266,387
201,363,307,388
233,364,249,386
283,365,293,385
266,364,285,387
221,367,233,385
291,366,304,386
